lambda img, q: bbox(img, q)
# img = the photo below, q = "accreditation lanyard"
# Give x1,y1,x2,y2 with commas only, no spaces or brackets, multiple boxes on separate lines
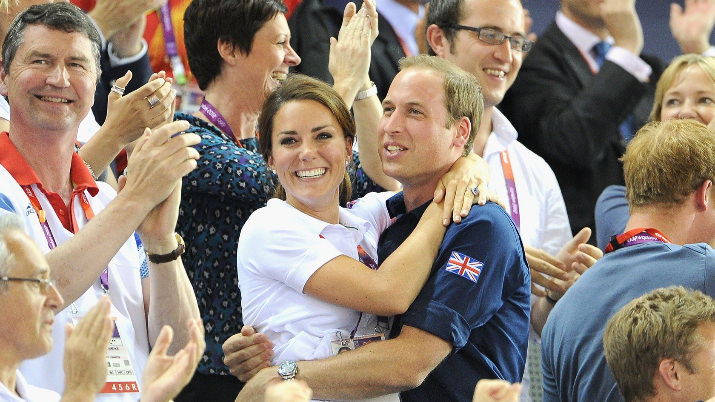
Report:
157,3,187,85
199,99,243,148
605,228,672,254
22,185,107,292
499,150,520,230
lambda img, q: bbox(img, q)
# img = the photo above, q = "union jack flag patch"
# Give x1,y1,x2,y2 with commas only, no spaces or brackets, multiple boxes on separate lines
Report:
445,251,483,284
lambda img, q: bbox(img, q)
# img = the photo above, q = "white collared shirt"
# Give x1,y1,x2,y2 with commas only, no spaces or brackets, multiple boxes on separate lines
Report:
555,11,652,82
376,0,424,56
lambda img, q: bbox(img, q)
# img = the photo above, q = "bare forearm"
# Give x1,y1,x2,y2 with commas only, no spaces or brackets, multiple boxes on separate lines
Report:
373,203,446,311
299,327,449,400
298,342,422,399
353,90,400,191
147,259,200,354
47,193,148,304
78,126,126,176
531,296,555,336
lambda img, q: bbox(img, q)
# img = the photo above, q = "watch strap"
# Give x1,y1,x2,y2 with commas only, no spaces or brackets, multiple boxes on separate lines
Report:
354,81,377,102
145,233,185,264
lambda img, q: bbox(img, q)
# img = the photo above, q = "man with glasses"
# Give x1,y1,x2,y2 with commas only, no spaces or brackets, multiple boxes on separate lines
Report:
0,213,206,401
500,0,715,243
425,0,603,399
0,213,105,401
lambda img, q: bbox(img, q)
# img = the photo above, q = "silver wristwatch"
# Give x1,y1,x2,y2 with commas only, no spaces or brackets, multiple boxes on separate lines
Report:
277,360,298,380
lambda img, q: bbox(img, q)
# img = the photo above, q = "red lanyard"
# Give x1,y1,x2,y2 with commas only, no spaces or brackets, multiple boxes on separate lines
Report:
605,228,671,254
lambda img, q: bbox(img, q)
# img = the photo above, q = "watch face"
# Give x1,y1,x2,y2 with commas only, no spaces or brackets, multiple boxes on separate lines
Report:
278,360,297,378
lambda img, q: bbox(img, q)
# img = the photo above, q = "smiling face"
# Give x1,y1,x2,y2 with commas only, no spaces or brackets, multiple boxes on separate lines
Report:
0,229,63,364
268,100,352,216
0,24,97,134
659,66,715,125
240,13,301,104
432,0,524,108
379,67,467,197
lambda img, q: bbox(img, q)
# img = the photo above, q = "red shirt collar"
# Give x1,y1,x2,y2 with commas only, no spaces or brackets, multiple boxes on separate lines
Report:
0,131,99,196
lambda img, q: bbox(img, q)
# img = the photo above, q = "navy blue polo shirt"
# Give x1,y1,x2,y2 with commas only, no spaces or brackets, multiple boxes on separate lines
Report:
378,193,530,402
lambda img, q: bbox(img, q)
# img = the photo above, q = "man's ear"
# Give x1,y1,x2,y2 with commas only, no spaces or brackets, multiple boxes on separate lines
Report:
0,63,9,98
695,179,713,212
657,358,682,391
452,116,471,149
426,24,451,58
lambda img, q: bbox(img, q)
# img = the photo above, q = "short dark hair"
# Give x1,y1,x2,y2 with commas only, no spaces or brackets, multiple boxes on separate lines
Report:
425,0,464,55
2,2,101,80
183,0,287,90
258,74,355,205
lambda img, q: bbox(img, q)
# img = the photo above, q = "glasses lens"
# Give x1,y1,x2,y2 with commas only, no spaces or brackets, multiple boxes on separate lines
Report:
478,28,504,45
521,39,533,52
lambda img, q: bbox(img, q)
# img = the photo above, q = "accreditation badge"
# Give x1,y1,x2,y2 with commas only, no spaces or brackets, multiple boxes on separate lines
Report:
101,320,140,394
329,332,386,356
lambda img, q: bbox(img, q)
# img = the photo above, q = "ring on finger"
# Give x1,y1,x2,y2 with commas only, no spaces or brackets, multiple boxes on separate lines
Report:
123,167,129,178
146,94,161,109
470,186,479,196
110,84,125,96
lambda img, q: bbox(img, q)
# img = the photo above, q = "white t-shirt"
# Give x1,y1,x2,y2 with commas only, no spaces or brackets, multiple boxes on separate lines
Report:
239,192,393,364
0,371,60,402
485,108,572,256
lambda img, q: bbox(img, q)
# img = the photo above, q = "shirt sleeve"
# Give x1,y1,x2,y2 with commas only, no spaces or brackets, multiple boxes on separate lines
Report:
347,191,394,236
538,165,573,255
400,204,529,350
238,209,345,293
134,233,150,279
605,46,653,83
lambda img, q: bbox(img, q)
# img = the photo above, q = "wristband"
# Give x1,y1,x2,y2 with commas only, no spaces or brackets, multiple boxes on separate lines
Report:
354,82,377,102
145,233,185,264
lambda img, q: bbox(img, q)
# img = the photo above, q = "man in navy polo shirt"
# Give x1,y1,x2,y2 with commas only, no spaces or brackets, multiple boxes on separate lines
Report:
232,55,530,401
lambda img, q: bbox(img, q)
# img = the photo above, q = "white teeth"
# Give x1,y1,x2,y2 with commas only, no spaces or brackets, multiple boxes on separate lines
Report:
40,96,69,103
485,69,505,78
271,72,287,82
296,168,325,178
386,145,405,153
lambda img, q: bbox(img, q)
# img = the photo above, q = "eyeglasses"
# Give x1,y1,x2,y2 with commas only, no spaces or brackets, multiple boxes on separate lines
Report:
0,276,57,293
447,24,533,52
